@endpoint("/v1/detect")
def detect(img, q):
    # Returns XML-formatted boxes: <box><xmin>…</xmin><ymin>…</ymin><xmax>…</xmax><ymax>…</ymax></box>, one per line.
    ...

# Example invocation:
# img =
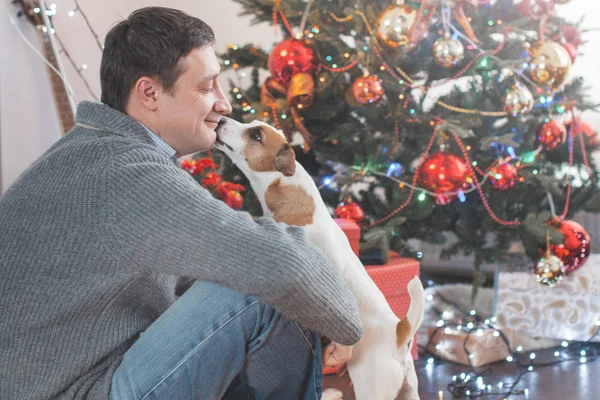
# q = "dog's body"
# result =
<box><xmin>215</xmin><ymin>118</ymin><xmax>425</xmax><ymax>400</ymax></box>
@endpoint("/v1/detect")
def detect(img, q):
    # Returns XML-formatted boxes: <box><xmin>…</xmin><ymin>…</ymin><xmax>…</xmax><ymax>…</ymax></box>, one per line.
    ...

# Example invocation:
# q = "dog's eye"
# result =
<box><xmin>248</xmin><ymin>128</ymin><xmax>262</xmax><ymax>143</ymax></box>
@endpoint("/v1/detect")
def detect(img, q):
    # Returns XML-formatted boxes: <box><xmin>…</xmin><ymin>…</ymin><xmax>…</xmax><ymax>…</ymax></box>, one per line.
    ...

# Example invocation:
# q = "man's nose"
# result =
<box><xmin>215</xmin><ymin>92</ymin><xmax>233</xmax><ymax>115</ymax></box>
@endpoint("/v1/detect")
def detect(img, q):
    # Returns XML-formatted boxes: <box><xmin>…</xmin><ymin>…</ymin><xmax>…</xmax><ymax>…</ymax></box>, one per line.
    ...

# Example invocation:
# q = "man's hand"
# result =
<box><xmin>322</xmin><ymin>341</ymin><xmax>353</xmax><ymax>367</ymax></box>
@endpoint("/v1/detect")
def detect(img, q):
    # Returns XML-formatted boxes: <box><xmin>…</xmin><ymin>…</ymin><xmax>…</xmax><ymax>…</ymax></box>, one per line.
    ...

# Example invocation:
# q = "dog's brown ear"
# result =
<box><xmin>274</xmin><ymin>143</ymin><xmax>296</xmax><ymax>177</ymax></box>
<box><xmin>396</xmin><ymin>318</ymin><xmax>412</xmax><ymax>348</ymax></box>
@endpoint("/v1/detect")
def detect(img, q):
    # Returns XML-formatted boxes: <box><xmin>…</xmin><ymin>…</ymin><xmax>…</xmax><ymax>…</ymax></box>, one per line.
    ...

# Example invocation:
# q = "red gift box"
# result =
<box><xmin>366</xmin><ymin>252</ymin><xmax>420</xmax><ymax>360</ymax></box>
<box><xmin>334</xmin><ymin>218</ymin><xmax>360</xmax><ymax>255</ymax></box>
<box><xmin>329</xmin><ymin>219</ymin><xmax>420</xmax><ymax>368</ymax></box>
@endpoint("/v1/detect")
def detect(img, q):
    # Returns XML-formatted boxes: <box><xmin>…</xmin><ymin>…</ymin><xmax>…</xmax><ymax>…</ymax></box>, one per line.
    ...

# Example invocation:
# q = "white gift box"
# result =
<box><xmin>495</xmin><ymin>254</ymin><xmax>600</xmax><ymax>342</ymax></box>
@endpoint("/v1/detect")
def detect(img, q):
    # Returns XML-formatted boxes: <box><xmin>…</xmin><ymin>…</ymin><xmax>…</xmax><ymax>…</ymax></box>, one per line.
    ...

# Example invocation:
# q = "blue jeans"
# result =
<box><xmin>110</xmin><ymin>280</ymin><xmax>323</xmax><ymax>400</ymax></box>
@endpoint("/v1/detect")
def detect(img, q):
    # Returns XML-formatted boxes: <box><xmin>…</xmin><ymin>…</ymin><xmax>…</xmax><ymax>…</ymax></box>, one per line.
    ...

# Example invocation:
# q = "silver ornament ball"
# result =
<box><xmin>504</xmin><ymin>83</ymin><xmax>534</xmax><ymax>116</ymax></box>
<box><xmin>534</xmin><ymin>254</ymin><xmax>565</xmax><ymax>287</ymax></box>
<box><xmin>433</xmin><ymin>36</ymin><xmax>465</xmax><ymax>67</ymax></box>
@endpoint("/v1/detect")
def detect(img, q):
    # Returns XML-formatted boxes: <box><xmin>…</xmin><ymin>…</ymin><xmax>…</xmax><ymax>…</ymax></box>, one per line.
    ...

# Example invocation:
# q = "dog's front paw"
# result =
<box><xmin>321</xmin><ymin>388</ymin><xmax>343</xmax><ymax>400</ymax></box>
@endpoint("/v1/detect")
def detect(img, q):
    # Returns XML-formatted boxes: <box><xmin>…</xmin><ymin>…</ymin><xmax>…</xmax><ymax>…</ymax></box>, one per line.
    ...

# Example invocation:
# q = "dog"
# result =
<box><xmin>214</xmin><ymin>117</ymin><xmax>425</xmax><ymax>400</ymax></box>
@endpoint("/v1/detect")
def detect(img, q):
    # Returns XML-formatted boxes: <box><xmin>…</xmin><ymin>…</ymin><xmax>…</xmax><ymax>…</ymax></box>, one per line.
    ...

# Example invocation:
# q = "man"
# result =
<box><xmin>0</xmin><ymin>7</ymin><xmax>362</xmax><ymax>400</ymax></box>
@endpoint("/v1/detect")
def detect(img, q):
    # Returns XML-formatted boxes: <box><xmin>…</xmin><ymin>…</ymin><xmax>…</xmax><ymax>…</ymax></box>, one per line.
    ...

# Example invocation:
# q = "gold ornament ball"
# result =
<box><xmin>376</xmin><ymin>5</ymin><xmax>417</xmax><ymax>48</ymax></box>
<box><xmin>528</xmin><ymin>41</ymin><xmax>572</xmax><ymax>89</ymax></box>
<box><xmin>534</xmin><ymin>254</ymin><xmax>565</xmax><ymax>287</ymax></box>
<box><xmin>433</xmin><ymin>36</ymin><xmax>465</xmax><ymax>67</ymax></box>
<box><xmin>504</xmin><ymin>83</ymin><xmax>534</xmax><ymax>116</ymax></box>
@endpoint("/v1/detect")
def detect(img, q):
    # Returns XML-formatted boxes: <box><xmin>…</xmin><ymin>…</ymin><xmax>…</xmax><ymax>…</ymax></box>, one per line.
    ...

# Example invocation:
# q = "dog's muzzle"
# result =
<box><xmin>214</xmin><ymin>118</ymin><xmax>234</xmax><ymax>151</ymax></box>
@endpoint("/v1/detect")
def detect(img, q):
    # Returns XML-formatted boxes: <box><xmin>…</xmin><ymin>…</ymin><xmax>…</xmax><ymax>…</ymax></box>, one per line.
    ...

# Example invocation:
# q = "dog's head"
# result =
<box><xmin>213</xmin><ymin>117</ymin><xmax>296</xmax><ymax>178</ymax></box>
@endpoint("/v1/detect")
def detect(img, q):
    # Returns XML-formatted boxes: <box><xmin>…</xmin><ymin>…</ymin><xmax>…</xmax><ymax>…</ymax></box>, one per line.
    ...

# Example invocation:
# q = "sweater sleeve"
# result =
<box><xmin>103</xmin><ymin>149</ymin><xmax>363</xmax><ymax>345</ymax></box>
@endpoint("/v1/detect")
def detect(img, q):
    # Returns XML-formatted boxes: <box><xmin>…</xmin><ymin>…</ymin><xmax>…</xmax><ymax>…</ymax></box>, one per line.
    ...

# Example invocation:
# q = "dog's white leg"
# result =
<box><xmin>397</xmin><ymin>360</ymin><xmax>420</xmax><ymax>400</ymax></box>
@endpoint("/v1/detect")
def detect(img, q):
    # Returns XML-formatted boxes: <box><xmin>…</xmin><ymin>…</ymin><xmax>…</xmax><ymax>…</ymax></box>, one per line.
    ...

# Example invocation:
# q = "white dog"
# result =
<box><xmin>214</xmin><ymin>117</ymin><xmax>425</xmax><ymax>400</ymax></box>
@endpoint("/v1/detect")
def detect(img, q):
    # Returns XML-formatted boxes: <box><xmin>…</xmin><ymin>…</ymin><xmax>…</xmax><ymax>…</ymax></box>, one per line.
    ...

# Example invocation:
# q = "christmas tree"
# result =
<box><xmin>187</xmin><ymin>0</ymin><xmax>600</xmax><ymax>300</ymax></box>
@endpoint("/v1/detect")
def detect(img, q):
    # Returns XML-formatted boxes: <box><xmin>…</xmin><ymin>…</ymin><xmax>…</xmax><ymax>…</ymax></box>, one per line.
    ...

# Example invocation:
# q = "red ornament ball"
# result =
<box><xmin>540</xmin><ymin>220</ymin><xmax>591</xmax><ymax>273</ymax></box>
<box><xmin>352</xmin><ymin>75</ymin><xmax>384</xmax><ymax>104</ymax></box>
<box><xmin>537</xmin><ymin>120</ymin><xmax>566</xmax><ymax>150</ymax></box>
<box><xmin>562</xmin><ymin>25</ymin><xmax>583</xmax><ymax>48</ymax></box>
<box><xmin>489</xmin><ymin>162</ymin><xmax>518</xmax><ymax>191</ymax></box>
<box><xmin>566</xmin><ymin>119</ymin><xmax>598</xmax><ymax>146</ymax></box>
<box><xmin>268</xmin><ymin>38</ymin><xmax>319</xmax><ymax>86</ymax></box>
<box><xmin>517</xmin><ymin>0</ymin><xmax>554</xmax><ymax>17</ymax></box>
<box><xmin>335</xmin><ymin>202</ymin><xmax>365</xmax><ymax>223</ymax></box>
<box><xmin>417</xmin><ymin>152</ymin><xmax>470</xmax><ymax>205</ymax></box>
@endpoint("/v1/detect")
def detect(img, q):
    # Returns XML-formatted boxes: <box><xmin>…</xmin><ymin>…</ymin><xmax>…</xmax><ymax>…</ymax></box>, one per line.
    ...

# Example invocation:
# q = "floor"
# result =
<box><xmin>323</xmin><ymin>355</ymin><xmax>600</xmax><ymax>399</ymax></box>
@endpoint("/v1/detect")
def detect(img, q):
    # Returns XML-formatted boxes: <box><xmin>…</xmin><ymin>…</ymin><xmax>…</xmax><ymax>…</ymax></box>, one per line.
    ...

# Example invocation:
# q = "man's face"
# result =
<box><xmin>155</xmin><ymin>46</ymin><xmax>232</xmax><ymax>156</ymax></box>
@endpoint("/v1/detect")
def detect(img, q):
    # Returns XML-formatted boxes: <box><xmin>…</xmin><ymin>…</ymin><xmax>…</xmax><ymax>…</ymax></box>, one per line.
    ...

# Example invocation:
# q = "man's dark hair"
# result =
<box><xmin>100</xmin><ymin>7</ymin><xmax>215</xmax><ymax>112</ymax></box>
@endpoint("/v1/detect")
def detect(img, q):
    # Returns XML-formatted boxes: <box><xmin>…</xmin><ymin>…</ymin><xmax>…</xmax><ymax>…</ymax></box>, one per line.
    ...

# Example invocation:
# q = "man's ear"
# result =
<box><xmin>274</xmin><ymin>143</ymin><xmax>296</xmax><ymax>177</ymax></box>
<box><xmin>135</xmin><ymin>76</ymin><xmax>159</xmax><ymax>112</ymax></box>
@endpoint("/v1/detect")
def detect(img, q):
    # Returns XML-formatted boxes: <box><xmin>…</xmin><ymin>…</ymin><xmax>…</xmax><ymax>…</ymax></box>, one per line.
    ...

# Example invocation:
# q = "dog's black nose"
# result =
<box><xmin>217</xmin><ymin>117</ymin><xmax>227</xmax><ymax>130</ymax></box>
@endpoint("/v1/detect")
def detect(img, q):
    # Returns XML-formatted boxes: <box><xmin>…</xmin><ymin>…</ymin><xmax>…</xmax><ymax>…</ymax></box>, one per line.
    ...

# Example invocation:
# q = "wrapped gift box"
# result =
<box><xmin>426</xmin><ymin>326</ymin><xmax>511</xmax><ymax>367</ymax></box>
<box><xmin>334</xmin><ymin>218</ymin><xmax>360</xmax><ymax>255</ymax></box>
<box><xmin>366</xmin><ymin>252</ymin><xmax>420</xmax><ymax>360</ymax></box>
<box><xmin>495</xmin><ymin>254</ymin><xmax>600</xmax><ymax>343</ymax></box>
<box><xmin>426</xmin><ymin>324</ymin><xmax>563</xmax><ymax>367</ymax></box>
<box><xmin>334</xmin><ymin>219</ymin><xmax>420</xmax><ymax>360</ymax></box>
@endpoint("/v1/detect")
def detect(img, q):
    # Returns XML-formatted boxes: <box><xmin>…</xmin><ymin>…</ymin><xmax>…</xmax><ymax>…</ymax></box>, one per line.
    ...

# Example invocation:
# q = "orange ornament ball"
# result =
<box><xmin>352</xmin><ymin>75</ymin><xmax>384</xmax><ymax>105</ymax></box>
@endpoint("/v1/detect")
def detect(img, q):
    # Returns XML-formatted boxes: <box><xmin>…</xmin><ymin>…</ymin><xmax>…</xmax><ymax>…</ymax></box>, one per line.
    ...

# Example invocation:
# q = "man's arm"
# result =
<box><xmin>101</xmin><ymin>149</ymin><xmax>363</xmax><ymax>345</ymax></box>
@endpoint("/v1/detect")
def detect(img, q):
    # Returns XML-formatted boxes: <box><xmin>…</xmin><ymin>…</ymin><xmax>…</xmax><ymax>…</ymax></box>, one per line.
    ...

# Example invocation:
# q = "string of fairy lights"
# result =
<box><xmin>12</xmin><ymin>0</ymin><xmax>101</xmax><ymax>101</ymax></box>
<box><xmin>421</xmin><ymin>280</ymin><xmax>600</xmax><ymax>399</ymax></box>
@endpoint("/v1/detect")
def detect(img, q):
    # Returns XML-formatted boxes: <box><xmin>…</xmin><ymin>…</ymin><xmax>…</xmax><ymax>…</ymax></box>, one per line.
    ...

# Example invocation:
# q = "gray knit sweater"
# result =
<box><xmin>0</xmin><ymin>101</ymin><xmax>363</xmax><ymax>400</ymax></box>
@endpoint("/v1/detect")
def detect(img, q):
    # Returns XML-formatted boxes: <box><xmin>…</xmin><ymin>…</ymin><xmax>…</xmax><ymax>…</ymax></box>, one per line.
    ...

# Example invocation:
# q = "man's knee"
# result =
<box><xmin>186</xmin><ymin>280</ymin><xmax>260</xmax><ymax>309</ymax></box>
<box><xmin>185</xmin><ymin>281</ymin><xmax>318</xmax><ymax>352</ymax></box>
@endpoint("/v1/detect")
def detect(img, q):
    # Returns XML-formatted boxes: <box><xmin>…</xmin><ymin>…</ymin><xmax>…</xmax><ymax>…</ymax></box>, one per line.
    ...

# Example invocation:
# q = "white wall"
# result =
<box><xmin>561</xmin><ymin>0</ymin><xmax>600</xmax><ymax>129</ymax></box>
<box><xmin>0</xmin><ymin>1</ymin><xmax>62</xmax><ymax>193</ymax></box>
<box><xmin>49</xmin><ymin>0</ymin><xmax>277</xmax><ymax>104</ymax></box>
